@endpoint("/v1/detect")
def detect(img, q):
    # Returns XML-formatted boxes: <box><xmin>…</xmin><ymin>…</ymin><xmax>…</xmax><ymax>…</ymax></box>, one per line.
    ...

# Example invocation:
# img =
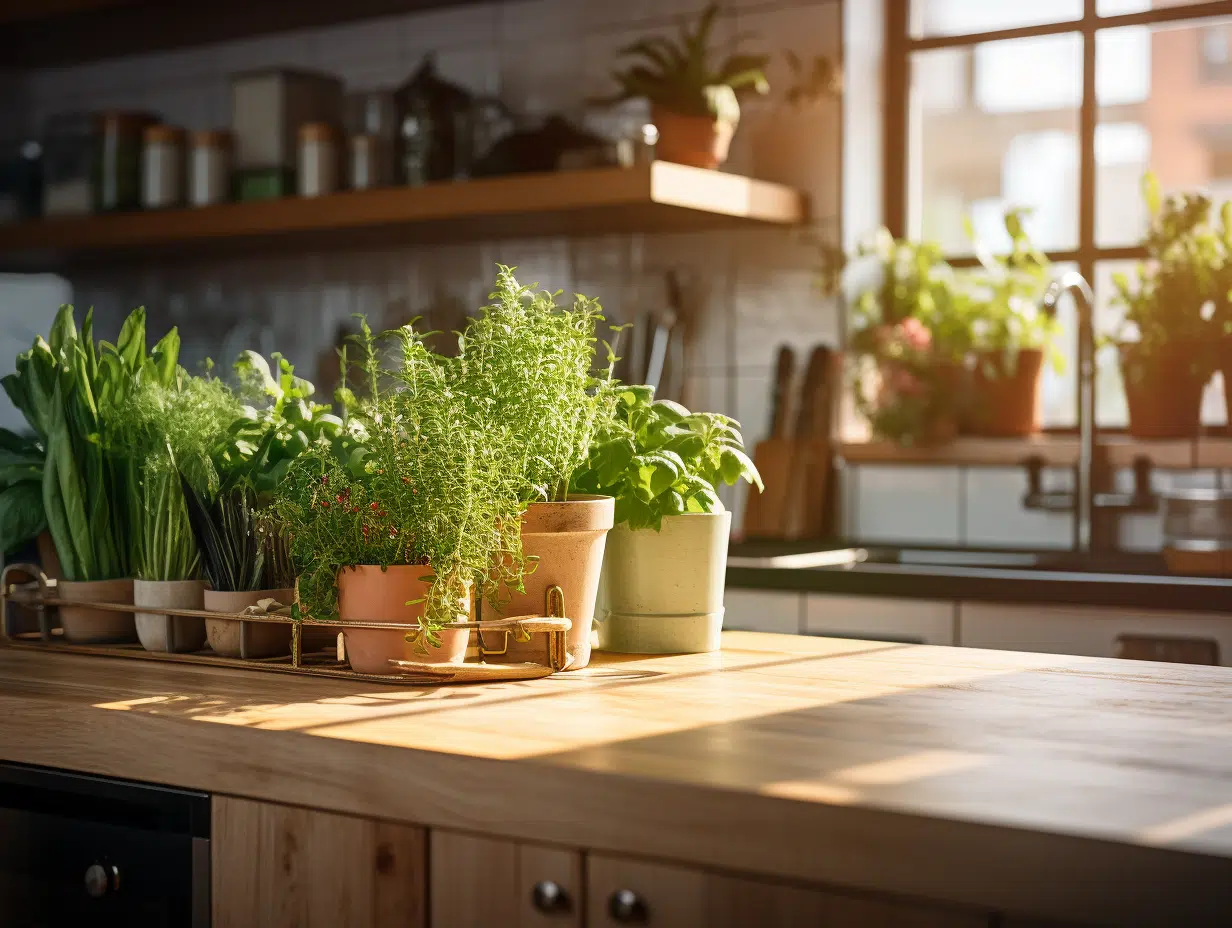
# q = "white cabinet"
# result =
<box><xmin>724</xmin><ymin>590</ymin><xmax>802</xmax><ymax>634</ymax></box>
<box><xmin>805</xmin><ymin>595</ymin><xmax>956</xmax><ymax>645</ymax></box>
<box><xmin>959</xmin><ymin>603</ymin><xmax>1232</xmax><ymax>665</ymax></box>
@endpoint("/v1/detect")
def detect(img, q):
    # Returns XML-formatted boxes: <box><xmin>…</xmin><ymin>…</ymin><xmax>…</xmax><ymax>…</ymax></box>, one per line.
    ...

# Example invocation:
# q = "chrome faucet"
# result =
<box><xmin>1043</xmin><ymin>271</ymin><xmax>1097</xmax><ymax>552</ymax></box>
<box><xmin>1026</xmin><ymin>271</ymin><xmax>1155</xmax><ymax>552</ymax></box>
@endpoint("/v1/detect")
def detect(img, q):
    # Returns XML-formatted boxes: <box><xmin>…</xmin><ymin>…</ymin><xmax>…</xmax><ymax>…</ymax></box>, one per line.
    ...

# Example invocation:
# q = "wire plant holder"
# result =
<box><xmin>0</xmin><ymin>563</ymin><xmax>573</xmax><ymax>685</ymax></box>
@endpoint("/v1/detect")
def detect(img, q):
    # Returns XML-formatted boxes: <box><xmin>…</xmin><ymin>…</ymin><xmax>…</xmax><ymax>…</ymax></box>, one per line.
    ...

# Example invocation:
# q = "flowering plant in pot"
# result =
<box><xmin>600</xmin><ymin>3</ymin><xmax>769</xmax><ymax>169</ymax></box>
<box><xmin>2</xmin><ymin>306</ymin><xmax>142</xmax><ymax>642</ymax></box>
<box><xmin>571</xmin><ymin>385</ymin><xmax>762</xmax><ymax>654</ymax></box>
<box><xmin>105</xmin><ymin>333</ymin><xmax>243</xmax><ymax>654</ymax></box>
<box><xmin>848</xmin><ymin>229</ymin><xmax>972</xmax><ymax>446</ymax></box>
<box><xmin>271</xmin><ymin>315</ymin><xmax>528</xmax><ymax>674</ymax></box>
<box><xmin>1110</xmin><ymin>175</ymin><xmax>1227</xmax><ymax>438</ymax></box>
<box><xmin>962</xmin><ymin>208</ymin><xmax>1060</xmax><ymax>437</ymax></box>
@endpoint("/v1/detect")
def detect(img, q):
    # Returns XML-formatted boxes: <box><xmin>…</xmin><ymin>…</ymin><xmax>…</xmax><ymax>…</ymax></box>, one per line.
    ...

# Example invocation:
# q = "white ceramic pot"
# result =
<box><xmin>596</xmin><ymin>511</ymin><xmax>730</xmax><ymax>654</ymax></box>
<box><xmin>134</xmin><ymin>579</ymin><xmax>207</xmax><ymax>653</ymax></box>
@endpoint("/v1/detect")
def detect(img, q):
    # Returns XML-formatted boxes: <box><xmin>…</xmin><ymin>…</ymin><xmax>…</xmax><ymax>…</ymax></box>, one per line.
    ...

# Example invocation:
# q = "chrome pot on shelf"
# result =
<box><xmin>1160</xmin><ymin>489</ymin><xmax>1232</xmax><ymax>576</ymax></box>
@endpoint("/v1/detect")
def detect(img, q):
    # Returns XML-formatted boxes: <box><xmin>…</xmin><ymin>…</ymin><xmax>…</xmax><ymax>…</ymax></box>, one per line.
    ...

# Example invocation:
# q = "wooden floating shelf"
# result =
<box><xmin>840</xmin><ymin>435</ymin><xmax>1232</xmax><ymax>470</ymax></box>
<box><xmin>0</xmin><ymin>162</ymin><xmax>808</xmax><ymax>270</ymax></box>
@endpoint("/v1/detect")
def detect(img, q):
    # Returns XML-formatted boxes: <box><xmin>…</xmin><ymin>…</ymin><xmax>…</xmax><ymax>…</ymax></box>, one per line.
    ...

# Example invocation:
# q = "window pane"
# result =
<box><xmin>1095</xmin><ymin>17</ymin><xmax>1232</xmax><ymax>247</ymax></box>
<box><xmin>909</xmin><ymin>34</ymin><xmax>1081</xmax><ymax>254</ymax></box>
<box><xmin>911</xmin><ymin>0</ymin><xmax>1081</xmax><ymax>38</ymax></box>
<box><xmin>1039</xmin><ymin>262</ymin><xmax>1079</xmax><ymax>428</ymax></box>
<box><xmin>1098</xmin><ymin>0</ymin><xmax>1215</xmax><ymax>15</ymax></box>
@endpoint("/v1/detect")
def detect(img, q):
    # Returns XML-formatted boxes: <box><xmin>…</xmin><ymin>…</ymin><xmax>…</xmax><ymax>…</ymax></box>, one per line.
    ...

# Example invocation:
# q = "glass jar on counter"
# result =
<box><xmin>141</xmin><ymin>124</ymin><xmax>186</xmax><ymax>209</ymax></box>
<box><xmin>190</xmin><ymin>130</ymin><xmax>232</xmax><ymax>207</ymax></box>
<box><xmin>95</xmin><ymin>111</ymin><xmax>153</xmax><ymax>212</ymax></box>
<box><xmin>298</xmin><ymin>123</ymin><xmax>339</xmax><ymax>197</ymax></box>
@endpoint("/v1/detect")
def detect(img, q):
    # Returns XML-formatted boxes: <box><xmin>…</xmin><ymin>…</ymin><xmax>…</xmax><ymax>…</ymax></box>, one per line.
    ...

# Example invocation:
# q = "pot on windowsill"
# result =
<box><xmin>134</xmin><ymin>578</ymin><xmax>206</xmax><ymax>653</ymax></box>
<box><xmin>204</xmin><ymin>587</ymin><xmax>297</xmax><ymax>659</ymax></box>
<box><xmin>870</xmin><ymin>358</ymin><xmax>962</xmax><ymax>447</ymax></box>
<box><xmin>596</xmin><ymin>511</ymin><xmax>730</xmax><ymax>655</ymax></box>
<box><xmin>336</xmin><ymin>565</ymin><xmax>469</xmax><ymax>675</ymax></box>
<box><xmin>651</xmin><ymin>105</ymin><xmax>734</xmax><ymax>169</ymax></box>
<box><xmin>57</xmin><ymin>577</ymin><xmax>136</xmax><ymax>643</ymax></box>
<box><xmin>1120</xmin><ymin>341</ymin><xmax>1206</xmax><ymax>439</ymax></box>
<box><xmin>493</xmin><ymin>495</ymin><xmax>614</xmax><ymax>671</ymax></box>
<box><xmin>964</xmin><ymin>348</ymin><xmax>1045</xmax><ymax>438</ymax></box>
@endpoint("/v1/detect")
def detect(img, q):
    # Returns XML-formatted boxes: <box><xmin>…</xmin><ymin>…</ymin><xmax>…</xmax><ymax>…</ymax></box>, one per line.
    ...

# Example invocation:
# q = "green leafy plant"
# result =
<box><xmin>572</xmin><ymin>385</ymin><xmax>761</xmax><ymax>531</ymax></box>
<box><xmin>455</xmin><ymin>265</ymin><xmax>616</xmax><ymax>503</ymax></box>
<box><xmin>2</xmin><ymin>306</ymin><xmax>136</xmax><ymax>582</ymax></box>
<box><xmin>181</xmin><ymin>478</ymin><xmax>294</xmax><ymax>593</ymax></box>
<box><xmin>964</xmin><ymin>208</ymin><xmax>1061</xmax><ymax>373</ymax></box>
<box><xmin>1110</xmin><ymin>173</ymin><xmax>1231</xmax><ymax>381</ymax></box>
<box><xmin>0</xmin><ymin>429</ymin><xmax>47</xmax><ymax>555</ymax></box>
<box><xmin>783</xmin><ymin>51</ymin><xmax>841</xmax><ymax>108</ymax></box>
<box><xmin>105</xmin><ymin>344</ymin><xmax>243</xmax><ymax>583</ymax></box>
<box><xmin>600</xmin><ymin>3</ymin><xmax>769</xmax><ymax>125</ymax></box>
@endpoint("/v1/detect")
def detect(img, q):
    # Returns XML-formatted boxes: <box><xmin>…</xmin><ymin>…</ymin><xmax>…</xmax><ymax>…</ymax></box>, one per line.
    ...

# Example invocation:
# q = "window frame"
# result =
<box><xmin>882</xmin><ymin>0</ymin><xmax>1232</xmax><ymax>432</ymax></box>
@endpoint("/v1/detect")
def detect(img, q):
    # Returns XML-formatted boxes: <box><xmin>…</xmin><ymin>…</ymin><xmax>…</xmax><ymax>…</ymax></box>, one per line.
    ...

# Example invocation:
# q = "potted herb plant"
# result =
<box><xmin>571</xmin><ymin>386</ymin><xmax>761</xmax><ymax>654</ymax></box>
<box><xmin>3</xmin><ymin>307</ymin><xmax>136</xmax><ymax>642</ymax></box>
<box><xmin>848</xmin><ymin>229</ymin><xmax>971</xmax><ymax>446</ymax></box>
<box><xmin>454</xmin><ymin>266</ymin><xmax>617</xmax><ymax>671</ymax></box>
<box><xmin>963</xmin><ymin>209</ymin><xmax>1060</xmax><ymax>437</ymax></box>
<box><xmin>1111</xmin><ymin>176</ymin><xmax>1222</xmax><ymax>439</ymax></box>
<box><xmin>273</xmin><ymin>318</ymin><xmax>524</xmax><ymax>674</ymax></box>
<box><xmin>106</xmin><ymin>333</ymin><xmax>243</xmax><ymax>654</ymax></box>
<box><xmin>601</xmin><ymin>3</ymin><xmax>769</xmax><ymax>169</ymax></box>
<box><xmin>198</xmin><ymin>351</ymin><xmax>355</xmax><ymax>658</ymax></box>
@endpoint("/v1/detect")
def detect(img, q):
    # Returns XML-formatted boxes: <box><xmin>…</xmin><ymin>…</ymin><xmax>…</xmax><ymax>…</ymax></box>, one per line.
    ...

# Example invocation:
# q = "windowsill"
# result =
<box><xmin>839</xmin><ymin>435</ymin><xmax>1232</xmax><ymax>469</ymax></box>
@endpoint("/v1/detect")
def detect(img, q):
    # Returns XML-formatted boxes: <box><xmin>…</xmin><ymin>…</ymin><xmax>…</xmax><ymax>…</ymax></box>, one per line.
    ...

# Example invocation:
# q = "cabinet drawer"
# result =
<box><xmin>959</xmin><ymin>603</ymin><xmax>1232</xmax><ymax>665</ymax></box>
<box><xmin>586</xmin><ymin>852</ymin><xmax>988</xmax><ymax>927</ymax></box>
<box><xmin>430</xmin><ymin>830</ymin><xmax>582</xmax><ymax>928</ymax></box>
<box><xmin>806</xmin><ymin>595</ymin><xmax>956</xmax><ymax>645</ymax></box>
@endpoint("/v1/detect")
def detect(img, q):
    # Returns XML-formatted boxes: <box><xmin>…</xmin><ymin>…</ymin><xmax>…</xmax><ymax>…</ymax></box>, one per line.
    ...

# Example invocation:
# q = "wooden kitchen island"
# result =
<box><xmin>0</xmin><ymin>631</ymin><xmax>1228</xmax><ymax>926</ymax></box>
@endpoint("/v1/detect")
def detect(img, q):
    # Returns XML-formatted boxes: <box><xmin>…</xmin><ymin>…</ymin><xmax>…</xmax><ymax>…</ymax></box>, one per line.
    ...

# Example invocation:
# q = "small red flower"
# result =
<box><xmin>320</xmin><ymin>474</ymin><xmax>328</xmax><ymax>485</ymax></box>
<box><xmin>388</xmin><ymin>527</ymin><xmax>398</xmax><ymax>538</ymax></box>
<box><xmin>370</xmin><ymin>501</ymin><xmax>380</xmax><ymax>511</ymax></box>
<box><xmin>401</xmin><ymin>476</ymin><xmax>410</xmax><ymax>484</ymax></box>
<box><xmin>351</xmin><ymin>506</ymin><xmax>360</xmax><ymax>514</ymax></box>
<box><xmin>320</xmin><ymin>500</ymin><xmax>330</xmax><ymax>509</ymax></box>
<box><xmin>378</xmin><ymin>510</ymin><xmax>387</xmax><ymax>518</ymax></box>
<box><xmin>335</xmin><ymin>493</ymin><xmax>344</xmax><ymax>503</ymax></box>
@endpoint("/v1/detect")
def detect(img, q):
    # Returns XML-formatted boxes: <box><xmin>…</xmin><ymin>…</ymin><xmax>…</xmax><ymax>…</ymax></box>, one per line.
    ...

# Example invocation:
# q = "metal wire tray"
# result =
<box><xmin>0</xmin><ymin>563</ymin><xmax>573</xmax><ymax>685</ymax></box>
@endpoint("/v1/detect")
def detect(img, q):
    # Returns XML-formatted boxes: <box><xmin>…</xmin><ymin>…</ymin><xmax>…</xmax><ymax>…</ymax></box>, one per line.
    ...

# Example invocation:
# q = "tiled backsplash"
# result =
<box><xmin>1</xmin><ymin>0</ymin><xmax>844</xmax><ymax>531</ymax></box>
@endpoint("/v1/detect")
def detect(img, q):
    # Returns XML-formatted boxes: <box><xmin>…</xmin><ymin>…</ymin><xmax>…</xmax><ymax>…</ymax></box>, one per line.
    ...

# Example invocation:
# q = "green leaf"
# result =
<box><xmin>0</xmin><ymin>481</ymin><xmax>46</xmax><ymax>554</ymax></box>
<box><xmin>116</xmin><ymin>306</ymin><xmax>147</xmax><ymax>371</ymax></box>
<box><xmin>719</xmin><ymin>446</ymin><xmax>763</xmax><ymax>489</ymax></box>
<box><xmin>150</xmin><ymin>327</ymin><xmax>181</xmax><ymax>386</ymax></box>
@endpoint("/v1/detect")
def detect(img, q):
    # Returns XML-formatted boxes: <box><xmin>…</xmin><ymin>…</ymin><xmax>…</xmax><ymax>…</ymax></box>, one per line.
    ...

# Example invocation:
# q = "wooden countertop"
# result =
<box><xmin>1</xmin><ymin>632</ymin><xmax>1229</xmax><ymax>925</ymax></box>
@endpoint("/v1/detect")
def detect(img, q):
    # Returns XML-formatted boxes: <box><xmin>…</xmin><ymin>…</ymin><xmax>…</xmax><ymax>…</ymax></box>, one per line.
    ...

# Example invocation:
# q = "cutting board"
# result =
<box><xmin>742</xmin><ymin>345</ymin><xmax>796</xmax><ymax>538</ymax></box>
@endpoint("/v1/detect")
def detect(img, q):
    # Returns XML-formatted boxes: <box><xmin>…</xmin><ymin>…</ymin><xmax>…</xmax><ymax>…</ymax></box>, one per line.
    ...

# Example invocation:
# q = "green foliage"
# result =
<box><xmin>783</xmin><ymin>51</ymin><xmax>841</xmax><ymax>108</ymax></box>
<box><xmin>2</xmin><ymin>306</ymin><xmax>133</xmax><ymax>581</ymax></box>
<box><xmin>571</xmin><ymin>385</ymin><xmax>761</xmax><ymax>531</ymax></box>
<box><xmin>105</xmin><ymin>349</ymin><xmax>243</xmax><ymax>582</ymax></box>
<box><xmin>1110</xmin><ymin>173</ymin><xmax>1232</xmax><ymax>380</ymax></box>
<box><xmin>600</xmin><ymin>3</ymin><xmax>769</xmax><ymax>123</ymax></box>
<box><xmin>456</xmin><ymin>265</ymin><xmax>616</xmax><ymax>503</ymax></box>
<box><xmin>964</xmin><ymin>208</ymin><xmax>1062</xmax><ymax>373</ymax></box>
<box><xmin>0</xmin><ymin>429</ymin><xmax>46</xmax><ymax>555</ymax></box>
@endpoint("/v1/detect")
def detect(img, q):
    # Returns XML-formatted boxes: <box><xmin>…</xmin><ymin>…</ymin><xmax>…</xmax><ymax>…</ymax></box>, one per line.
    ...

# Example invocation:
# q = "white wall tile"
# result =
<box><xmin>850</xmin><ymin>465</ymin><xmax>963</xmax><ymax>544</ymax></box>
<box><xmin>964</xmin><ymin>466</ymin><xmax>1073</xmax><ymax>549</ymax></box>
<box><xmin>806</xmin><ymin>594</ymin><xmax>956</xmax><ymax>645</ymax></box>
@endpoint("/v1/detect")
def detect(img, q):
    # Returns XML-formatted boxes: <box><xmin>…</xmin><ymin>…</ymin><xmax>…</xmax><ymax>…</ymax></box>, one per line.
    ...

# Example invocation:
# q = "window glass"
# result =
<box><xmin>1098</xmin><ymin>0</ymin><xmax>1214</xmax><ymax>15</ymax></box>
<box><xmin>912</xmin><ymin>0</ymin><xmax>1082</xmax><ymax>38</ymax></box>
<box><xmin>910</xmin><ymin>35</ymin><xmax>1081</xmax><ymax>254</ymax></box>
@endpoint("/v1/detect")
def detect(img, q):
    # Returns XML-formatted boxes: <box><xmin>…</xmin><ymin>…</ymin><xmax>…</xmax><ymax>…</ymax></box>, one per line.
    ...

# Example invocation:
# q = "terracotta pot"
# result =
<box><xmin>652</xmin><ymin>105</ymin><xmax>734</xmax><ymax>169</ymax></box>
<box><xmin>57</xmin><ymin>578</ymin><xmax>136</xmax><ymax>643</ymax></box>
<box><xmin>336</xmin><ymin>565</ymin><xmax>469</xmax><ymax>674</ymax></box>
<box><xmin>492</xmin><ymin>495</ymin><xmax>614</xmax><ymax>671</ymax></box>
<box><xmin>204</xmin><ymin>588</ymin><xmax>295</xmax><ymax>659</ymax></box>
<box><xmin>1220</xmin><ymin>337</ymin><xmax>1232</xmax><ymax>426</ymax></box>
<box><xmin>966</xmin><ymin>348</ymin><xmax>1044</xmax><ymax>438</ymax></box>
<box><xmin>597</xmin><ymin>511</ymin><xmax>729</xmax><ymax>654</ymax></box>
<box><xmin>134</xmin><ymin>578</ymin><xmax>206</xmax><ymax>653</ymax></box>
<box><xmin>873</xmin><ymin>358</ymin><xmax>961</xmax><ymax>446</ymax></box>
<box><xmin>1121</xmin><ymin>343</ymin><xmax>1206</xmax><ymax>439</ymax></box>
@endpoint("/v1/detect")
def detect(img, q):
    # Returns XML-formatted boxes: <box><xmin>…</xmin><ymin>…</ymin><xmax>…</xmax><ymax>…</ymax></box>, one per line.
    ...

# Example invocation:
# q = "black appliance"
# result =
<box><xmin>0</xmin><ymin>761</ymin><xmax>210</xmax><ymax>927</ymax></box>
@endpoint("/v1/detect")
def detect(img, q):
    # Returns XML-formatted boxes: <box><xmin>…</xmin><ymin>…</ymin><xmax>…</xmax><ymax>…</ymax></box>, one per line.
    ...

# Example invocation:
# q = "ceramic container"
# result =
<box><xmin>204</xmin><ymin>588</ymin><xmax>295</xmax><ymax>659</ymax></box>
<box><xmin>134</xmin><ymin>578</ymin><xmax>206</xmax><ymax>653</ymax></box>
<box><xmin>57</xmin><ymin>577</ymin><xmax>136</xmax><ymax>643</ymax></box>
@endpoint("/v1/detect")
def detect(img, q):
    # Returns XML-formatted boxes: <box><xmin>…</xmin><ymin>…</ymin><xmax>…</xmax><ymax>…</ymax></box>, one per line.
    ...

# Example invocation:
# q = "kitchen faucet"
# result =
<box><xmin>1024</xmin><ymin>271</ymin><xmax>1155</xmax><ymax>552</ymax></box>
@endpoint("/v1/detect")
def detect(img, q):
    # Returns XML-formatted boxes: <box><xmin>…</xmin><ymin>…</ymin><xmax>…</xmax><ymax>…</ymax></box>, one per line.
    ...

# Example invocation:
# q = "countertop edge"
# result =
<box><xmin>0</xmin><ymin>681</ymin><xmax>1226</xmax><ymax>926</ymax></box>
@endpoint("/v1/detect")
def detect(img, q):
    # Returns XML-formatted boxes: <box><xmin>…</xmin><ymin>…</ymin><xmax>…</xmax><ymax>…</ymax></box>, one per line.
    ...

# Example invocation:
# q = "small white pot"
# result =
<box><xmin>596</xmin><ymin>511</ymin><xmax>730</xmax><ymax>654</ymax></box>
<box><xmin>134</xmin><ymin>579</ymin><xmax>207</xmax><ymax>653</ymax></box>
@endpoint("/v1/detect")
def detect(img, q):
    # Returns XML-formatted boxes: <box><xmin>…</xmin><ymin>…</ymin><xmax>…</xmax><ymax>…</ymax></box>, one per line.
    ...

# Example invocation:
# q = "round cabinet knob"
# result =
<box><xmin>608</xmin><ymin>888</ymin><xmax>649</xmax><ymax>923</ymax></box>
<box><xmin>531</xmin><ymin>879</ymin><xmax>570</xmax><ymax>914</ymax></box>
<box><xmin>84</xmin><ymin>863</ymin><xmax>119</xmax><ymax>898</ymax></box>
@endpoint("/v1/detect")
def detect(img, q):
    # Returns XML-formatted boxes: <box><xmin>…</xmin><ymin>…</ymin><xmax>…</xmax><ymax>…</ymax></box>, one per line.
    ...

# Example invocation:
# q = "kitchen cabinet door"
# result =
<box><xmin>723</xmin><ymin>590</ymin><xmax>803</xmax><ymax>634</ymax></box>
<box><xmin>806</xmin><ymin>594</ymin><xmax>957</xmax><ymax>645</ymax></box>
<box><xmin>431</xmin><ymin>829</ymin><xmax>582</xmax><ymax>928</ymax></box>
<box><xmin>586</xmin><ymin>853</ymin><xmax>989</xmax><ymax>927</ymax></box>
<box><xmin>212</xmin><ymin>795</ymin><xmax>426</xmax><ymax>928</ymax></box>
